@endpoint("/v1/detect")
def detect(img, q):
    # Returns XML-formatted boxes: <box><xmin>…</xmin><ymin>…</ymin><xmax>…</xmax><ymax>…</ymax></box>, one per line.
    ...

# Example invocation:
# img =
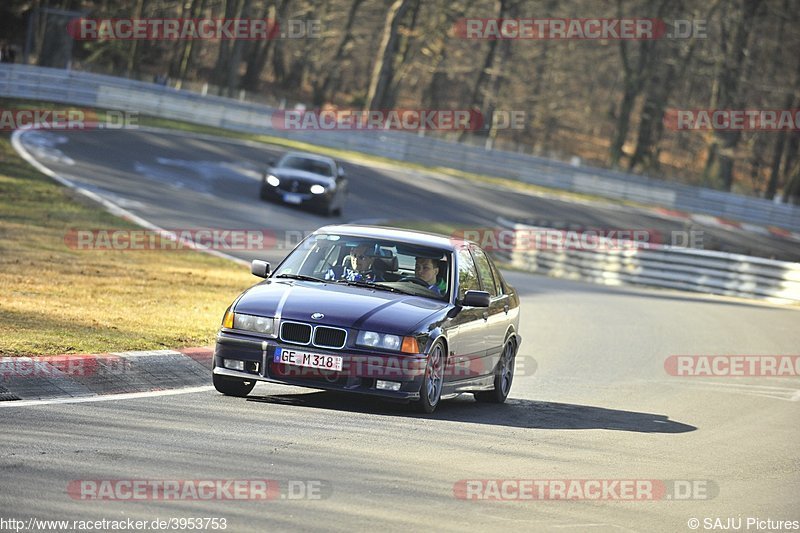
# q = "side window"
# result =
<box><xmin>487</xmin><ymin>254</ymin><xmax>506</xmax><ymax>295</ymax></box>
<box><xmin>457</xmin><ymin>249</ymin><xmax>481</xmax><ymax>300</ymax></box>
<box><xmin>471</xmin><ymin>246</ymin><xmax>498</xmax><ymax>297</ymax></box>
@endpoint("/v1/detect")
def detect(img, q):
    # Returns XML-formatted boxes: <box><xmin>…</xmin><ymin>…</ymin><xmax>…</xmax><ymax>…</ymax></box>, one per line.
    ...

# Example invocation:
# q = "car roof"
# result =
<box><xmin>281</xmin><ymin>151</ymin><xmax>336</xmax><ymax>164</ymax></box>
<box><xmin>313</xmin><ymin>225</ymin><xmax>475</xmax><ymax>251</ymax></box>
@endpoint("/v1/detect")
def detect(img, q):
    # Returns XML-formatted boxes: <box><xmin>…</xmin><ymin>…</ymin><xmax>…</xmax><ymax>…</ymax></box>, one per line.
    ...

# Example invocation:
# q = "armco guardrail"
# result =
<box><xmin>496</xmin><ymin>218</ymin><xmax>800</xmax><ymax>304</ymax></box>
<box><xmin>3</xmin><ymin>64</ymin><xmax>800</xmax><ymax>232</ymax></box>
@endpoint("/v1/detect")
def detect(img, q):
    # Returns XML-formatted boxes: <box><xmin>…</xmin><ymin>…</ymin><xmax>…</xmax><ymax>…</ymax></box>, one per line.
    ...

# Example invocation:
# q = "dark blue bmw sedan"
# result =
<box><xmin>213</xmin><ymin>225</ymin><xmax>521</xmax><ymax>413</ymax></box>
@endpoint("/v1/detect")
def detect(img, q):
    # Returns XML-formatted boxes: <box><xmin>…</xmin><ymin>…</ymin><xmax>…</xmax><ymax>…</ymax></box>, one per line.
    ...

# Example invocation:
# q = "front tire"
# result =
<box><xmin>474</xmin><ymin>337</ymin><xmax>516</xmax><ymax>404</ymax></box>
<box><xmin>415</xmin><ymin>341</ymin><xmax>445</xmax><ymax>413</ymax></box>
<box><xmin>213</xmin><ymin>373</ymin><xmax>256</xmax><ymax>397</ymax></box>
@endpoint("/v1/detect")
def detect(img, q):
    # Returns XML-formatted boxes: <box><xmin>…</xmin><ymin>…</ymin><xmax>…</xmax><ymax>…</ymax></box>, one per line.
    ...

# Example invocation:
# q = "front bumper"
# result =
<box><xmin>214</xmin><ymin>331</ymin><xmax>427</xmax><ymax>401</ymax></box>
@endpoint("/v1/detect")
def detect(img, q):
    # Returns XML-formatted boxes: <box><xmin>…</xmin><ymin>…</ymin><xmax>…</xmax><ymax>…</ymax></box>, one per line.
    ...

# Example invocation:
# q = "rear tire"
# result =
<box><xmin>474</xmin><ymin>337</ymin><xmax>516</xmax><ymax>404</ymax></box>
<box><xmin>213</xmin><ymin>373</ymin><xmax>256</xmax><ymax>397</ymax></box>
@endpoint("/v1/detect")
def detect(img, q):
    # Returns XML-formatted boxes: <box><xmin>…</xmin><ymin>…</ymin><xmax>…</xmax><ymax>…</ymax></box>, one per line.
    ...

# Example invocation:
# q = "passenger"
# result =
<box><xmin>414</xmin><ymin>257</ymin><xmax>446</xmax><ymax>295</ymax></box>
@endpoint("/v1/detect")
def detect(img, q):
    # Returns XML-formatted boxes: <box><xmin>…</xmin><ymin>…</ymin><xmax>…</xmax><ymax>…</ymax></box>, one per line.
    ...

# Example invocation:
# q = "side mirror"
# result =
<box><xmin>251</xmin><ymin>260</ymin><xmax>271</xmax><ymax>278</ymax></box>
<box><xmin>461</xmin><ymin>290</ymin><xmax>490</xmax><ymax>308</ymax></box>
<box><xmin>337</xmin><ymin>166</ymin><xmax>345</xmax><ymax>178</ymax></box>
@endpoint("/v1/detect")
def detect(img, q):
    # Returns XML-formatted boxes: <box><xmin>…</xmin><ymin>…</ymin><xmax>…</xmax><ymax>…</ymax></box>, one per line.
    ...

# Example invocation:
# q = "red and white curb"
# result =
<box><xmin>652</xmin><ymin>207</ymin><xmax>800</xmax><ymax>242</ymax></box>
<box><xmin>0</xmin><ymin>347</ymin><xmax>214</xmax><ymax>405</ymax></box>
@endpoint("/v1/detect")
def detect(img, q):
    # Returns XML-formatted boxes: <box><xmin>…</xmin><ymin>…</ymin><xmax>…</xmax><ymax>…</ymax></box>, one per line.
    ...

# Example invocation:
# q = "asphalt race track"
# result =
<box><xmin>15</xmin><ymin>128</ymin><xmax>800</xmax><ymax>263</ymax></box>
<box><xmin>2</xmin><ymin>128</ymin><xmax>799</xmax><ymax>532</ymax></box>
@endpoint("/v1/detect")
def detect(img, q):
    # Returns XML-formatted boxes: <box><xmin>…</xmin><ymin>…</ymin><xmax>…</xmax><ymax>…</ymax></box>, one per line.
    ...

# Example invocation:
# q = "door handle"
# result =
<box><xmin>503</xmin><ymin>304</ymin><xmax>509</xmax><ymax>314</ymax></box>
<box><xmin>482</xmin><ymin>311</ymin><xmax>489</xmax><ymax>321</ymax></box>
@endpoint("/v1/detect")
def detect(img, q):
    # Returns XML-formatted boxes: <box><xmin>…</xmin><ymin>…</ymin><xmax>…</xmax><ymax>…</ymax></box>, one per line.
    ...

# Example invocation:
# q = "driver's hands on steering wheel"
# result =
<box><xmin>399</xmin><ymin>276</ymin><xmax>430</xmax><ymax>288</ymax></box>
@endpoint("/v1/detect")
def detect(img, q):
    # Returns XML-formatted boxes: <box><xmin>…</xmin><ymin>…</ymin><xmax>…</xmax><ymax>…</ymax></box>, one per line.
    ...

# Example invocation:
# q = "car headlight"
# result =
<box><xmin>310</xmin><ymin>184</ymin><xmax>326</xmax><ymax>195</ymax></box>
<box><xmin>356</xmin><ymin>331</ymin><xmax>405</xmax><ymax>351</ymax></box>
<box><xmin>231</xmin><ymin>313</ymin><xmax>275</xmax><ymax>335</ymax></box>
<box><xmin>266</xmin><ymin>174</ymin><xmax>280</xmax><ymax>187</ymax></box>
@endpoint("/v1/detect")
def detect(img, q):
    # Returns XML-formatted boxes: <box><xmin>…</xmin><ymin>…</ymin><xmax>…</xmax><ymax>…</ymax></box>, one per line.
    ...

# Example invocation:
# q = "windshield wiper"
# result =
<box><xmin>274</xmin><ymin>274</ymin><xmax>326</xmax><ymax>282</ymax></box>
<box><xmin>335</xmin><ymin>279</ymin><xmax>414</xmax><ymax>295</ymax></box>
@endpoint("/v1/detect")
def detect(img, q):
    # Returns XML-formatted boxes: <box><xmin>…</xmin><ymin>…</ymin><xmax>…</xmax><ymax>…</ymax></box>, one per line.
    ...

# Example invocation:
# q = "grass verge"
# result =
<box><xmin>0</xmin><ymin>131</ymin><xmax>253</xmax><ymax>356</ymax></box>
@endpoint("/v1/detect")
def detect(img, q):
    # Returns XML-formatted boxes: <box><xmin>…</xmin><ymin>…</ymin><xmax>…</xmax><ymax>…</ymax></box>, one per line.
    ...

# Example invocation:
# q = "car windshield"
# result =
<box><xmin>278</xmin><ymin>156</ymin><xmax>333</xmax><ymax>177</ymax></box>
<box><xmin>273</xmin><ymin>233</ymin><xmax>451</xmax><ymax>301</ymax></box>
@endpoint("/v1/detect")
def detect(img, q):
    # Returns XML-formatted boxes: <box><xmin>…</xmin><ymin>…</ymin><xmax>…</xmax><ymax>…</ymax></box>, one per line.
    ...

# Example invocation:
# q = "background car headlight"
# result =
<box><xmin>356</xmin><ymin>331</ymin><xmax>402</xmax><ymax>351</ymax></box>
<box><xmin>233</xmin><ymin>313</ymin><xmax>275</xmax><ymax>335</ymax></box>
<box><xmin>266</xmin><ymin>174</ymin><xmax>280</xmax><ymax>187</ymax></box>
<box><xmin>310</xmin><ymin>184</ymin><xmax>326</xmax><ymax>195</ymax></box>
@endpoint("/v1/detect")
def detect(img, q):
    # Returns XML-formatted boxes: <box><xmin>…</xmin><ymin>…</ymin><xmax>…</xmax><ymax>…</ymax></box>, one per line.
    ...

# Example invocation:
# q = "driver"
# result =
<box><xmin>326</xmin><ymin>243</ymin><xmax>384</xmax><ymax>282</ymax></box>
<box><xmin>414</xmin><ymin>257</ymin><xmax>446</xmax><ymax>295</ymax></box>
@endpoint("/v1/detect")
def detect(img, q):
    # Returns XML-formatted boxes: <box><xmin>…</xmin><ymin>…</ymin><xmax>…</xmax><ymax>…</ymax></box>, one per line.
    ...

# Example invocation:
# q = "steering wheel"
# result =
<box><xmin>399</xmin><ymin>276</ymin><xmax>430</xmax><ymax>288</ymax></box>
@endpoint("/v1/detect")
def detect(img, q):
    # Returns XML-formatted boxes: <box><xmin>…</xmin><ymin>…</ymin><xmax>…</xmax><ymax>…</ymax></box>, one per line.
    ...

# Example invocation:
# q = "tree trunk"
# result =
<box><xmin>173</xmin><ymin>0</ymin><xmax>207</xmax><ymax>89</ymax></box>
<box><xmin>466</xmin><ymin>0</ymin><xmax>508</xmax><ymax>111</ymax></box>
<box><xmin>240</xmin><ymin>0</ymin><xmax>278</xmax><ymax>92</ymax></box>
<box><xmin>311</xmin><ymin>0</ymin><xmax>365</xmax><ymax>105</ymax></box>
<box><xmin>527</xmin><ymin>5</ymin><xmax>553</xmax><ymax>150</ymax></box>
<box><xmin>713</xmin><ymin>0</ymin><xmax>763</xmax><ymax>190</ymax></box>
<box><xmin>610</xmin><ymin>78</ymin><xmax>641</xmax><ymax>167</ymax></box>
<box><xmin>364</xmin><ymin>0</ymin><xmax>414</xmax><ymax>110</ymax></box>
<box><xmin>212</xmin><ymin>0</ymin><xmax>245</xmax><ymax>91</ymax></box>
<box><xmin>781</xmin><ymin>128</ymin><xmax>800</xmax><ymax>203</ymax></box>
<box><xmin>609</xmin><ymin>0</ymin><xmax>667</xmax><ymax>168</ymax></box>
<box><xmin>285</xmin><ymin>0</ymin><xmax>330</xmax><ymax>91</ymax></box>
<box><xmin>270</xmin><ymin>0</ymin><xmax>292</xmax><ymax>85</ymax></box>
<box><xmin>482</xmin><ymin>2</ymin><xmax>517</xmax><ymax>149</ymax></box>
<box><xmin>381</xmin><ymin>0</ymin><xmax>421</xmax><ymax>110</ymax></box>
<box><xmin>224</xmin><ymin>0</ymin><xmax>252</xmax><ymax>96</ymax></box>
<box><xmin>765</xmin><ymin>93</ymin><xmax>794</xmax><ymax>199</ymax></box>
<box><xmin>628</xmin><ymin>1</ymin><xmax>717</xmax><ymax>172</ymax></box>
<box><xmin>125</xmin><ymin>0</ymin><xmax>147</xmax><ymax>77</ymax></box>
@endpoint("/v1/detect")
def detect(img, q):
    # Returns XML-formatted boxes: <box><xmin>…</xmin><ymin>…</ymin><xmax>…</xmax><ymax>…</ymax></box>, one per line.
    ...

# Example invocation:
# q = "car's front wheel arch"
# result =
<box><xmin>414</xmin><ymin>337</ymin><xmax>448</xmax><ymax>414</ymax></box>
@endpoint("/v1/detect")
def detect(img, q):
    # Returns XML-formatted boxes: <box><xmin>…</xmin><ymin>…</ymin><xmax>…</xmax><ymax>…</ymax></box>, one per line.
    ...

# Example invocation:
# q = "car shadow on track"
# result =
<box><xmin>245</xmin><ymin>391</ymin><xmax>696</xmax><ymax>433</ymax></box>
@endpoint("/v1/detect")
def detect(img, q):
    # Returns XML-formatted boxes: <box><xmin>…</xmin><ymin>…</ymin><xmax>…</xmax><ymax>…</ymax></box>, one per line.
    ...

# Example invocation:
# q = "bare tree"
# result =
<box><xmin>310</xmin><ymin>0</ymin><xmax>365</xmax><ymax>105</ymax></box>
<box><xmin>240</xmin><ymin>0</ymin><xmax>277</xmax><ymax>92</ymax></box>
<box><xmin>125</xmin><ymin>0</ymin><xmax>147</xmax><ymax>76</ymax></box>
<box><xmin>172</xmin><ymin>0</ymin><xmax>207</xmax><ymax>89</ymax></box>
<box><xmin>364</xmin><ymin>0</ymin><xmax>415</xmax><ymax>110</ymax></box>
<box><xmin>707</xmin><ymin>0</ymin><xmax>763</xmax><ymax>190</ymax></box>
<box><xmin>609</xmin><ymin>0</ymin><xmax>668</xmax><ymax>168</ymax></box>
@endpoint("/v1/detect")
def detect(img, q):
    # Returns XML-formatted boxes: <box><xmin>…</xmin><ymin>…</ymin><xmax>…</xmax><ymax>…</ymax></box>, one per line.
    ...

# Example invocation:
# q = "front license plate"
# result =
<box><xmin>283</xmin><ymin>193</ymin><xmax>303</xmax><ymax>204</ymax></box>
<box><xmin>274</xmin><ymin>347</ymin><xmax>343</xmax><ymax>372</ymax></box>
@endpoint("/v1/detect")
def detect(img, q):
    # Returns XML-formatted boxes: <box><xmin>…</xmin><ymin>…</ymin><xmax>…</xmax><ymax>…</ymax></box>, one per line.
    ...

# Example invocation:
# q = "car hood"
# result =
<box><xmin>271</xmin><ymin>168</ymin><xmax>334</xmax><ymax>186</ymax></box>
<box><xmin>233</xmin><ymin>280</ymin><xmax>448</xmax><ymax>334</ymax></box>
